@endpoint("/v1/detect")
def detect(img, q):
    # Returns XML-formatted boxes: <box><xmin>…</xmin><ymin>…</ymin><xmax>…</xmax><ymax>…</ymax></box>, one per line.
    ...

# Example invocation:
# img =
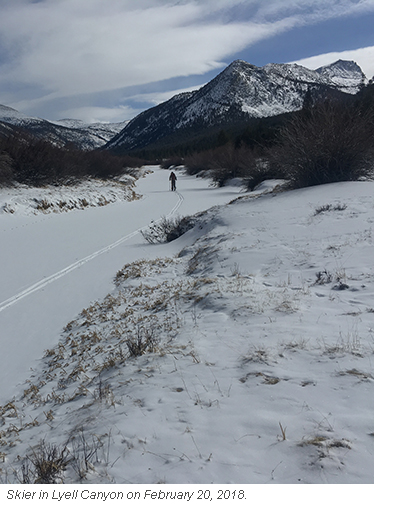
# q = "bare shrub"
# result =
<box><xmin>266</xmin><ymin>98</ymin><xmax>373</xmax><ymax>188</ymax></box>
<box><xmin>124</xmin><ymin>324</ymin><xmax>159</xmax><ymax>357</ymax></box>
<box><xmin>184</xmin><ymin>149</ymin><xmax>216</xmax><ymax>175</ymax></box>
<box><xmin>185</xmin><ymin>143</ymin><xmax>266</xmax><ymax>188</ymax></box>
<box><xmin>141</xmin><ymin>215</ymin><xmax>194</xmax><ymax>243</ymax></box>
<box><xmin>160</xmin><ymin>156</ymin><xmax>184</xmax><ymax>169</ymax></box>
<box><xmin>0</xmin><ymin>131</ymin><xmax>142</xmax><ymax>187</ymax></box>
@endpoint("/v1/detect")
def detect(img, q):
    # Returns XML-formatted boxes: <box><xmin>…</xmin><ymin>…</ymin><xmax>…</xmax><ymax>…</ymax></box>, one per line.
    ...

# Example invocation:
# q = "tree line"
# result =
<box><xmin>162</xmin><ymin>81</ymin><xmax>374</xmax><ymax>190</ymax></box>
<box><xmin>0</xmin><ymin>82</ymin><xmax>373</xmax><ymax>190</ymax></box>
<box><xmin>0</xmin><ymin>130</ymin><xmax>145</xmax><ymax>187</ymax></box>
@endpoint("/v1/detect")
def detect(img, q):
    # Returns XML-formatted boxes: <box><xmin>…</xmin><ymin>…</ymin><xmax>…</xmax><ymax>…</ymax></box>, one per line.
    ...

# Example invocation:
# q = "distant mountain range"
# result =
<box><xmin>1</xmin><ymin>59</ymin><xmax>367</xmax><ymax>154</ymax></box>
<box><xmin>0</xmin><ymin>104</ymin><xmax>127</xmax><ymax>150</ymax></box>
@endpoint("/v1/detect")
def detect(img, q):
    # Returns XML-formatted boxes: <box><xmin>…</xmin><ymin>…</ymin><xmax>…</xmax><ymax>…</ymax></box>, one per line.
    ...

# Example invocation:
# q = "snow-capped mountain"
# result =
<box><xmin>1</xmin><ymin>59</ymin><xmax>367</xmax><ymax>154</ymax></box>
<box><xmin>0</xmin><ymin>104</ymin><xmax>128</xmax><ymax>150</ymax></box>
<box><xmin>315</xmin><ymin>60</ymin><xmax>366</xmax><ymax>91</ymax></box>
<box><xmin>53</xmin><ymin>118</ymin><xmax>129</xmax><ymax>148</ymax></box>
<box><xmin>0</xmin><ymin>104</ymin><xmax>42</xmax><ymax>123</ymax></box>
<box><xmin>106</xmin><ymin>59</ymin><xmax>367</xmax><ymax>153</ymax></box>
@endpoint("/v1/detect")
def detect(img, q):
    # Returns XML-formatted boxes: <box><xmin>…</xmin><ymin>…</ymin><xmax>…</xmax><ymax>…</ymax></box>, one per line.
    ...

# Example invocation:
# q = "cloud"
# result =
<box><xmin>53</xmin><ymin>83</ymin><xmax>209</xmax><ymax>123</ymax></box>
<box><xmin>256</xmin><ymin>0</ymin><xmax>374</xmax><ymax>25</ymax></box>
<box><xmin>54</xmin><ymin>104</ymin><xmax>140</xmax><ymax>125</ymax></box>
<box><xmin>0</xmin><ymin>1</ymin><xmax>267</xmax><ymax>99</ymax></box>
<box><xmin>0</xmin><ymin>0</ymin><xmax>374</xmax><ymax>121</ymax></box>
<box><xmin>125</xmin><ymin>84</ymin><xmax>207</xmax><ymax>107</ymax></box>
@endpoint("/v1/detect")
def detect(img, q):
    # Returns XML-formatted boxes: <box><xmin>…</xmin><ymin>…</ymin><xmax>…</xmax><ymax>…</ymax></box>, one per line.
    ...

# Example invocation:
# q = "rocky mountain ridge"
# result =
<box><xmin>0</xmin><ymin>104</ymin><xmax>127</xmax><ymax>150</ymax></box>
<box><xmin>105</xmin><ymin>59</ymin><xmax>367</xmax><ymax>153</ymax></box>
<box><xmin>1</xmin><ymin>59</ymin><xmax>367</xmax><ymax>154</ymax></box>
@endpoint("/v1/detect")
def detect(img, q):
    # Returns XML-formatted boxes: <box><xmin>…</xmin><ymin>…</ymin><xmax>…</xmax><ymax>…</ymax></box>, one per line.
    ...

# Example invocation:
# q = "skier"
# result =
<box><xmin>169</xmin><ymin>171</ymin><xmax>177</xmax><ymax>191</ymax></box>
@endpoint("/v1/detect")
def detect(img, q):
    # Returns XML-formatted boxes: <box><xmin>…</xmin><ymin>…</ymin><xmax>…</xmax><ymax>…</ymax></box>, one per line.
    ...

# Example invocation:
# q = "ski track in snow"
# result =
<box><xmin>0</xmin><ymin>190</ymin><xmax>184</xmax><ymax>314</ymax></box>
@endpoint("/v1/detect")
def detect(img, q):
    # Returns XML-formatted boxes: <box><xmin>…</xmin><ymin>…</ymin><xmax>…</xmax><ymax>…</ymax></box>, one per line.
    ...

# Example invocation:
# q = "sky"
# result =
<box><xmin>0</xmin><ymin>0</ymin><xmax>374</xmax><ymax>123</ymax></box>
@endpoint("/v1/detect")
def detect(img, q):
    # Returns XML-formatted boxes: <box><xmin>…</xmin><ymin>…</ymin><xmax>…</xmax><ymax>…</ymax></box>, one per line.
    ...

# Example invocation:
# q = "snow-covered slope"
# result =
<box><xmin>0</xmin><ymin>104</ymin><xmax>42</xmax><ymax>123</ymax></box>
<box><xmin>0</xmin><ymin>173</ymin><xmax>141</xmax><ymax>216</ymax></box>
<box><xmin>0</xmin><ymin>104</ymin><xmax>128</xmax><ymax>150</ymax></box>
<box><xmin>183</xmin><ymin>59</ymin><xmax>365</xmax><ymax>120</ymax></box>
<box><xmin>107</xmin><ymin>59</ymin><xmax>367</xmax><ymax>152</ymax></box>
<box><xmin>53</xmin><ymin>118</ymin><xmax>129</xmax><ymax>146</ymax></box>
<box><xmin>1</xmin><ymin>59</ymin><xmax>366</xmax><ymax>155</ymax></box>
<box><xmin>0</xmin><ymin>168</ymin><xmax>373</xmax><ymax>485</ymax></box>
<box><xmin>316</xmin><ymin>59</ymin><xmax>366</xmax><ymax>92</ymax></box>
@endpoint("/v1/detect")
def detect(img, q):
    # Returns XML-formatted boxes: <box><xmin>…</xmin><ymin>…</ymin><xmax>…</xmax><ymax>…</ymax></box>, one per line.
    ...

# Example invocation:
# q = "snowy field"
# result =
<box><xmin>0</xmin><ymin>167</ymin><xmax>374</xmax><ymax>498</ymax></box>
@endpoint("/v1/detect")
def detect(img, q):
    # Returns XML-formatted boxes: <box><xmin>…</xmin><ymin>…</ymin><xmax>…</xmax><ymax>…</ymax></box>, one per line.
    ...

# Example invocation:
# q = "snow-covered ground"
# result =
<box><xmin>0</xmin><ymin>168</ymin><xmax>373</xmax><ymax>491</ymax></box>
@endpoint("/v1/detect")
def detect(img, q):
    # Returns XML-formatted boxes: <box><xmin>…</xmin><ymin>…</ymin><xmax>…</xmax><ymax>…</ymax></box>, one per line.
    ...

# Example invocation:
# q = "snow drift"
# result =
<box><xmin>0</xmin><ymin>169</ymin><xmax>373</xmax><ymax>484</ymax></box>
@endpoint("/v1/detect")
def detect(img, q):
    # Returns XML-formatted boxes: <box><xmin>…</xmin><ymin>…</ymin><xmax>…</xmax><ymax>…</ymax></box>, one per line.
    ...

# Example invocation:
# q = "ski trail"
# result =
<box><xmin>0</xmin><ymin>191</ymin><xmax>183</xmax><ymax>314</ymax></box>
<box><xmin>169</xmin><ymin>190</ymin><xmax>184</xmax><ymax>214</ymax></box>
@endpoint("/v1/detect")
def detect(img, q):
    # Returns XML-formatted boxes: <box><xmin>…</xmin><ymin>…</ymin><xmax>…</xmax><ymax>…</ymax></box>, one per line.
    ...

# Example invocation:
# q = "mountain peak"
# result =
<box><xmin>221</xmin><ymin>59</ymin><xmax>258</xmax><ymax>76</ymax></box>
<box><xmin>3</xmin><ymin>57</ymin><xmax>367</xmax><ymax>155</ymax></box>
<box><xmin>106</xmin><ymin>58</ymin><xmax>365</xmax><ymax>153</ymax></box>
<box><xmin>316</xmin><ymin>59</ymin><xmax>363</xmax><ymax>73</ymax></box>
<box><xmin>228</xmin><ymin>59</ymin><xmax>251</xmax><ymax>68</ymax></box>
<box><xmin>315</xmin><ymin>59</ymin><xmax>366</xmax><ymax>92</ymax></box>
<box><xmin>0</xmin><ymin>103</ymin><xmax>19</xmax><ymax>115</ymax></box>
<box><xmin>0</xmin><ymin>103</ymin><xmax>40</xmax><ymax>121</ymax></box>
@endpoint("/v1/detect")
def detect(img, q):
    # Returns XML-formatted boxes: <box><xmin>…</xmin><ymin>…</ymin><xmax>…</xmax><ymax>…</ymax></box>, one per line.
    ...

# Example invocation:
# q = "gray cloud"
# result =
<box><xmin>0</xmin><ymin>0</ymin><xmax>374</xmax><ymax>121</ymax></box>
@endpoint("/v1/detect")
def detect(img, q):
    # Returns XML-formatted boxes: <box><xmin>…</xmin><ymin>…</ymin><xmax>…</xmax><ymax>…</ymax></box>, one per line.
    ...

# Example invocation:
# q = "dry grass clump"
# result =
<box><xmin>114</xmin><ymin>257</ymin><xmax>173</xmax><ymax>286</ymax></box>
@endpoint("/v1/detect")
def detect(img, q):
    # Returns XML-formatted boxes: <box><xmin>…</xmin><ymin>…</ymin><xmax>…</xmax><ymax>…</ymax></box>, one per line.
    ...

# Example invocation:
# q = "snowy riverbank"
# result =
<box><xmin>0</xmin><ymin>169</ymin><xmax>373</xmax><ymax>485</ymax></box>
